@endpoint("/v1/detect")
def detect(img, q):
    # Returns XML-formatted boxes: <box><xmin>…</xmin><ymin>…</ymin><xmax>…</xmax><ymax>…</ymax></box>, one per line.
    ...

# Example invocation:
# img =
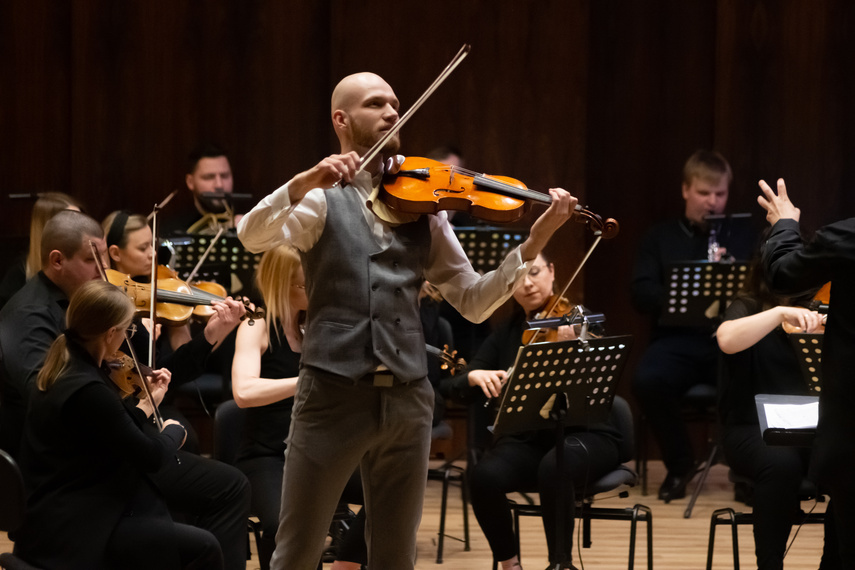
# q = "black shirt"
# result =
<box><xmin>719</xmin><ymin>296</ymin><xmax>811</xmax><ymax>427</ymax></box>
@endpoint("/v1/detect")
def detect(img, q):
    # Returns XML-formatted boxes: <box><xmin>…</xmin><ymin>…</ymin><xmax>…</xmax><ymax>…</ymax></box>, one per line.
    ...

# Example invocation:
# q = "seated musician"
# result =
<box><xmin>12</xmin><ymin>280</ymin><xmax>222</xmax><ymax>570</ymax></box>
<box><xmin>0</xmin><ymin>210</ymin><xmax>251</xmax><ymax>570</ymax></box>
<box><xmin>716</xmin><ymin>244</ymin><xmax>840</xmax><ymax>569</ymax></box>
<box><xmin>0</xmin><ymin>192</ymin><xmax>82</xmax><ymax>310</ymax></box>
<box><xmin>231</xmin><ymin>244</ymin><xmax>367</xmax><ymax>570</ymax></box>
<box><xmin>441</xmin><ymin>251</ymin><xmax>621</xmax><ymax>570</ymax></box>
<box><xmin>161</xmin><ymin>142</ymin><xmax>240</xmax><ymax>236</ymax></box>
<box><xmin>102</xmin><ymin>209</ymin><xmax>243</xmax><ymax>357</ymax></box>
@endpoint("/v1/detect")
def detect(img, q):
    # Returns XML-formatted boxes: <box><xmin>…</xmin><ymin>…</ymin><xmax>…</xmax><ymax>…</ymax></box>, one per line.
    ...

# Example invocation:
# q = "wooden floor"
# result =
<box><xmin>1</xmin><ymin>460</ymin><xmax>828</xmax><ymax>569</ymax></box>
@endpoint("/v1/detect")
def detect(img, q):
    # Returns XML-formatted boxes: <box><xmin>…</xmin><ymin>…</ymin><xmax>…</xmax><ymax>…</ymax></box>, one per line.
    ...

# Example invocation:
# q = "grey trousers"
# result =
<box><xmin>269</xmin><ymin>366</ymin><xmax>434</xmax><ymax>570</ymax></box>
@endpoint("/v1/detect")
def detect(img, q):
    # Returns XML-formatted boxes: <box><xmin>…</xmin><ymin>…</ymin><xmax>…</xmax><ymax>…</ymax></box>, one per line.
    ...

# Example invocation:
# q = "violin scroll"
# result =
<box><xmin>573</xmin><ymin>206</ymin><xmax>619</xmax><ymax>239</ymax></box>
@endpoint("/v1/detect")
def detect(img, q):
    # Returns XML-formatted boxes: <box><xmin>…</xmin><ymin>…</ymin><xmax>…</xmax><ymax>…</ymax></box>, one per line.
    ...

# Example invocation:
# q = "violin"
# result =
<box><xmin>106</xmin><ymin>350</ymin><xmax>153</xmax><ymax>399</ymax></box>
<box><xmin>156</xmin><ymin>265</ymin><xmax>230</xmax><ymax>321</ymax></box>
<box><xmin>426</xmin><ymin>343</ymin><xmax>467</xmax><ymax>375</ymax></box>
<box><xmin>108</xmin><ymin>267</ymin><xmax>261</xmax><ymax>326</ymax></box>
<box><xmin>521</xmin><ymin>296</ymin><xmax>606</xmax><ymax>344</ymax></box>
<box><xmin>521</xmin><ymin>295</ymin><xmax>573</xmax><ymax>344</ymax></box>
<box><xmin>381</xmin><ymin>157</ymin><xmax>619</xmax><ymax>237</ymax></box>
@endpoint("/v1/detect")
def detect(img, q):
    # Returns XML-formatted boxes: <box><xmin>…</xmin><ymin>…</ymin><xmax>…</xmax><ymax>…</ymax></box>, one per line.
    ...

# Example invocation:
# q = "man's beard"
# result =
<box><xmin>352</xmin><ymin>124</ymin><xmax>400</xmax><ymax>157</ymax></box>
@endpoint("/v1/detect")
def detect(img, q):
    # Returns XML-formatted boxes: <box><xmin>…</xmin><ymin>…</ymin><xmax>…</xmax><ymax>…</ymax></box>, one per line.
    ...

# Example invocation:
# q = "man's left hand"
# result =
<box><xmin>758</xmin><ymin>178</ymin><xmax>800</xmax><ymax>226</ymax></box>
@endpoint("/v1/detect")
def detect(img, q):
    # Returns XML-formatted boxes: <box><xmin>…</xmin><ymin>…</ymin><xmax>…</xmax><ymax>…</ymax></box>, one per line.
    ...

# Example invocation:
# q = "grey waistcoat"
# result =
<box><xmin>300</xmin><ymin>184</ymin><xmax>431</xmax><ymax>382</ymax></box>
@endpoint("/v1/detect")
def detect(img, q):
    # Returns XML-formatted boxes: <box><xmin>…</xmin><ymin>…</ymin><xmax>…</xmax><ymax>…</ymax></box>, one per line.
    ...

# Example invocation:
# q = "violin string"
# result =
<box><xmin>442</xmin><ymin>165</ymin><xmax>553</xmax><ymax>205</ymax></box>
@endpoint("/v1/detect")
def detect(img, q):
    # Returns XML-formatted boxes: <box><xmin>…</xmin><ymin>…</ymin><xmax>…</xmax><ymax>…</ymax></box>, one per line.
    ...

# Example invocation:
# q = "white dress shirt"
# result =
<box><xmin>237</xmin><ymin>171</ymin><xmax>532</xmax><ymax>323</ymax></box>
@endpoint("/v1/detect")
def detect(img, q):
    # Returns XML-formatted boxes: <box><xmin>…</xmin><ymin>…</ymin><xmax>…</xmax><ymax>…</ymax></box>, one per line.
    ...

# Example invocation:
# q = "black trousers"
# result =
<box><xmin>632</xmin><ymin>333</ymin><xmax>718</xmax><ymax>475</ymax></box>
<box><xmin>149</xmin><ymin>449</ymin><xmax>252</xmax><ymax>570</ymax></box>
<box><xmin>724</xmin><ymin>423</ymin><xmax>842</xmax><ymax>570</ymax></box>
<box><xmin>468</xmin><ymin>430</ymin><xmax>620</xmax><ymax>565</ymax></box>
<box><xmin>108</xmin><ymin>515</ymin><xmax>222</xmax><ymax>569</ymax></box>
<box><xmin>236</xmin><ymin>454</ymin><xmax>368</xmax><ymax>570</ymax></box>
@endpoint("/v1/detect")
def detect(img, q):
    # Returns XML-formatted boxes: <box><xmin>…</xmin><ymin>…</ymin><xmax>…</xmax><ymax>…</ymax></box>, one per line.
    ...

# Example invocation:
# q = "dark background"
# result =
<box><xmin>2</xmin><ymin>0</ymin><xmax>854</xmax><ymax>404</ymax></box>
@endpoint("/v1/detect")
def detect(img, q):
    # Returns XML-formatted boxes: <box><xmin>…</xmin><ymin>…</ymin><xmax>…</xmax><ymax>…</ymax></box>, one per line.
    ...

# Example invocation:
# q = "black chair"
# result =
<box><xmin>493</xmin><ymin>396</ymin><xmax>653</xmax><ymax>570</ymax></box>
<box><xmin>0</xmin><ymin>450</ymin><xmax>42</xmax><ymax>570</ymax></box>
<box><xmin>706</xmin><ymin>470</ymin><xmax>825</xmax><ymax>570</ymax></box>
<box><xmin>427</xmin><ymin>420</ymin><xmax>470</xmax><ymax>563</ymax></box>
<box><xmin>636</xmin><ymin>382</ymin><xmax>721</xmax><ymax>518</ymax></box>
<box><xmin>213</xmin><ymin>399</ymin><xmax>359</xmax><ymax>570</ymax></box>
<box><xmin>426</xmin><ymin>315</ymin><xmax>471</xmax><ymax>563</ymax></box>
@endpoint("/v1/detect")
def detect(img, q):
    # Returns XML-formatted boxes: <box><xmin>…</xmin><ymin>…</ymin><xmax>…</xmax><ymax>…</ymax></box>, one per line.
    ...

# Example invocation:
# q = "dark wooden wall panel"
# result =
<box><xmin>2</xmin><ymin>1</ymin><xmax>854</xmax><ymax>399</ymax></box>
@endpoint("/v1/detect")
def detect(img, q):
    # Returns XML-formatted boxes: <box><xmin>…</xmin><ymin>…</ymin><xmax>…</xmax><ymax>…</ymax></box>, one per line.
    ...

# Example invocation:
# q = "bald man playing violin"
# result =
<box><xmin>758</xmin><ymin>178</ymin><xmax>855</xmax><ymax>566</ymax></box>
<box><xmin>239</xmin><ymin>71</ymin><xmax>577</xmax><ymax>570</ymax></box>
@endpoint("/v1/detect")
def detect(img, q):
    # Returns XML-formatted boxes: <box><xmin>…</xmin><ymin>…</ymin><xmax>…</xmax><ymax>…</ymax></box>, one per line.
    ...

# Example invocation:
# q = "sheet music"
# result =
<box><xmin>763</xmin><ymin>401</ymin><xmax>818</xmax><ymax>429</ymax></box>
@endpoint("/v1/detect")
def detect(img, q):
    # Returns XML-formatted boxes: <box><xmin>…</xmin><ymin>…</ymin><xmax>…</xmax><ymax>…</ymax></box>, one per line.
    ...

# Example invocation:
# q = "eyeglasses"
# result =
<box><xmin>528</xmin><ymin>264</ymin><xmax>549</xmax><ymax>278</ymax></box>
<box><xmin>126</xmin><ymin>323</ymin><xmax>137</xmax><ymax>338</ymax></box>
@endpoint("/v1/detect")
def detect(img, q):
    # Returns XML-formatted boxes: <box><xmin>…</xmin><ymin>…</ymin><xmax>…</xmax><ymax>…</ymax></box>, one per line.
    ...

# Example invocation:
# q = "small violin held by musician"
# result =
<box><xmin>522</xmin><ymin>297</ymin><xmax>606</xmax><ymax>344</ymax></box>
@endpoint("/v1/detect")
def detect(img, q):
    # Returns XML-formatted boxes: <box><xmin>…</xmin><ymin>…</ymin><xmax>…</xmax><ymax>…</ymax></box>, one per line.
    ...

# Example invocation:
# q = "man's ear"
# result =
<box><xmin>46</xmin><ymin>250</ymin><xmax>64</xmax><ymax>272</ymax></box>
<box><xmin>332</xmin><ymin>109</ymin><xmax>348</xmax><ymax>131</ymax></box>
<box><xmin>185</xmin><ymin>173</ymin><xmax>195</xmax><ymax>192</ymax></box>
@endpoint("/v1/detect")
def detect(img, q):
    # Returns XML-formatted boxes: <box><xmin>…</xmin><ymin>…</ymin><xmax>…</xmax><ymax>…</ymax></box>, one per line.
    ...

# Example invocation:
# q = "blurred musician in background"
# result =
<box><xmin>630</xmin><ymin>150</ymin><xmax>754</xmax><ymax>502</ymax></box>
<box><xmin>0</xmin><ymin>192</ymin><xmax>82</xmax><ymax>310</ymax></box>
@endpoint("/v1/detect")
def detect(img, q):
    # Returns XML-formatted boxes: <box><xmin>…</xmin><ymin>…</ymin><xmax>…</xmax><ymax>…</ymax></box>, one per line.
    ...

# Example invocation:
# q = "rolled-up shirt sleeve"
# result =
<box><xmin>237</xmin><ymin>181</ymin><xmax>327</xmax><ymax>253</ymax></box>
<box><xmin>426</xmin><ymin>215</ymin><xmax>532</xmax><ymax>323</ymax></box>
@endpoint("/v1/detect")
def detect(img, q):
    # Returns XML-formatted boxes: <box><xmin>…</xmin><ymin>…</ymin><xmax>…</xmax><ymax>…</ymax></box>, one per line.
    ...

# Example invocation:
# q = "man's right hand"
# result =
<box><xmin>288</xmin><ymin>152</ymin><xmax>360</xmax><ymax>203</ymax></box>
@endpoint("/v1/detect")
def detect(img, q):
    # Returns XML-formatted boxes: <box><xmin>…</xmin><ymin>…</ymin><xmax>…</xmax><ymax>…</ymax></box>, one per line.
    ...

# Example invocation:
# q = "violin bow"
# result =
<box><xmin>146</xmin><ymin>190</ymin><xmax>178</xmax><ymax>222</ymax></box>
<box><xmin>185</xmin><ymin>227</ymin><xmax>225</xmax><ymax>284</ymax></box>
<box><xmin>148</xmin><ymin>203</ymin><xmax>161</xmax><ymax>369</ymax></box>
<box><xmin>89</xmin><ymin>240</ymin><xmax>165</xmax><ymax>431</ymax></box>
<box><xmin>521</xmin><ymin>235</ymin><xmax>604</xmax><ymax>348</ymax></box>
<box><xmin>356</xmin><ymin>43</ymin><xmax>471</xmax><ymax>175</ymax></box>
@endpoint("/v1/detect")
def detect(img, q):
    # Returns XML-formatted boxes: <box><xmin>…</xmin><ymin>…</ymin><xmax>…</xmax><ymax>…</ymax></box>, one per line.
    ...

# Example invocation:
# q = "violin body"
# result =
<box><xmin>382</xmin><ymin>157</ymin><xmax>619</xmax><ymax>238</ymax></box>
<box><xmin>106</xmin><ymin>350</ymin><xmax>153</xmax><ymax>399</ymax></box>
<box><xmin>106</xmin><ymin>268</ymin><xmax>194</xmax><ymax>326</ymax></box>
<box><xmin>382</xmin><ymin>157</ymin><xmax>531</xmax><ymax>223</ymax></box>
<box><xmin>522</xmin><ymin>295</ymin><xmax>573</xmax><ymax>344</ymax></box>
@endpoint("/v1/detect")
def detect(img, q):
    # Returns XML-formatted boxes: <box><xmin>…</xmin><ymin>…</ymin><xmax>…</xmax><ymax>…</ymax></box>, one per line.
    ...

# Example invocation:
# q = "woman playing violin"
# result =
<box><xmin>102</xmin><ymin>210</ymin><xmax>244</xmax><ymax>353</ymax></box>
<box><xmin>715</xmin><ymin>239</ymin><xmax>839</xmax><ymax>569</ymax></box>
<box><xmin>12</xmin><ymin>280</ymin><xmax>223</xmax><ymax>570</ymax></box>
<box><xmin>441</xmin><ymin>251</ymin><xmax>620</xmax><ymax>570</ymax></box>
<box><xmin>231</xmin><ymin>245</ymin><xmax>367</xmax><ymax>570</ymax></box>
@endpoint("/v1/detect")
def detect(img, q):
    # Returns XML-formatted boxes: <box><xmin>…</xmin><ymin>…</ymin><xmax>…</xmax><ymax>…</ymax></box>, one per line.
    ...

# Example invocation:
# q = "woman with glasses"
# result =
<box><xmin>12</xmin><ymin>280</ymin><xmax>223</xmax><ymax>569</ymax></box>
<box><xmin>442</xmin><ymin>252</ymin><xmax>621</xmax><ymax>570</ymax></box>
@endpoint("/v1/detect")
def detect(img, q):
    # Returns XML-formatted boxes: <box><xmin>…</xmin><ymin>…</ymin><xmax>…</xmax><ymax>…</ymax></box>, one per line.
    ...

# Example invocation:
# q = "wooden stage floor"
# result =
<box><xmin>1</xmin><ymin>460</ymin><xmax>828</xmax><ymax>569</ymax></box>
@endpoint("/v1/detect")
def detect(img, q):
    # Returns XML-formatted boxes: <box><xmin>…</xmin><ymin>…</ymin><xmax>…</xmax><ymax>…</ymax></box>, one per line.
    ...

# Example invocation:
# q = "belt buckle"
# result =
<box><xmin>373</xmin><ymin>372</ymin><xmax>394</xmax><ymax>387</ymax></box>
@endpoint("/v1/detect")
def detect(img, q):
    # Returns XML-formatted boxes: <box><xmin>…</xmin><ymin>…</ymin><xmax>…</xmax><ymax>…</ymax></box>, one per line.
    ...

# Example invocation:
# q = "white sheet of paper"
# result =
<box><xmin>763</xmin><ymin>402</ymin><xmax>819</xmax><ymax>429</ymax></box>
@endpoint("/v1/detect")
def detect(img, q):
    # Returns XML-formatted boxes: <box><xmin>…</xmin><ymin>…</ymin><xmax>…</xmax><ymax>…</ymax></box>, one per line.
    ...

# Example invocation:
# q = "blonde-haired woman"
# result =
<box><xmin>0</xmin><ymin>192</ymin><xmax>81</xmax><ymax>309</ymax></box>
<box><xmin>12</xmin><ymin>280</ymin><xmax>223</xmax><ymax>569</ymax></box>
<box><xmin>232</xmin><ymin>245</ymin><xmax>366</xmax><ymax>570</ymax></box>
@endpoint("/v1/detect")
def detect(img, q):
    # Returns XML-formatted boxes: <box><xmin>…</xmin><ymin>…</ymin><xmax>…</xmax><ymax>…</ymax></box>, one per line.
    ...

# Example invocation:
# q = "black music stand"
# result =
<box><xmin>492</xmin><ymin>336</ymin><xmax>632</xmax><ymax>570</ymax></box>
<box><xmin>788</xmin><ymin>333</ymin><xmax>823</xmax><ymax>394</ymax></box>
<box><xmin>160</xmin><ymin>233</ymin><xmax>262</xmax><ymax>300</ymax></box>
<box><xmin>454</xmin><ymin>226</ymin><xmax>528</xmax><ymax>274</ymax></box>
<box><xmin>660</xmin><ymin>261</ymin><xmax>749</xmax><ymax>327</ymax></box>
